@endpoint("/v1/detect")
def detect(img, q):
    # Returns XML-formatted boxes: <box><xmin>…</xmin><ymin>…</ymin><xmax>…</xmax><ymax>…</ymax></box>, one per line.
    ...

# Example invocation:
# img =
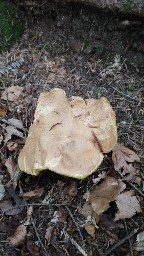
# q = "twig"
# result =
<box><xmin>111</xmin><ymin>86</ymin><xmax>139</xmax><ymax>102</ymax></box>
<box><xmin>102</xmin><ymin>228</ymin><xmax>138</xmax><ymax>256</ymax></box>
<box><xmin>69</xmin><ymin>236</ymin><xmax>88</xmax><ymax>256</ymax></box>
<box><xmin>65</xmin><ymin>205</ymin><xmax>86</xmax><ymax>251</ymax></box>
<box><xmin>124</xmin><ymin>220</ymin><xmax>133</xmax><ymax>256</ymax></box>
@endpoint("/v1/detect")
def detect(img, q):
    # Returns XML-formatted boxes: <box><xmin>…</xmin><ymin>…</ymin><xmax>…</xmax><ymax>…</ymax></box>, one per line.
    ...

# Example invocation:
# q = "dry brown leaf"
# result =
<box><xmin>57</xmin><ymin>206</ymin><xmax>69</xmax><ymax>222</ymax></box>
<box><xmin>27</xmin><ymin>240</ymin><xmax>40</xmax><ymax>255</ymax></box>
<box><xmin>56</xmin><ymin>68</ymin><xmax>66</xmax><ymax>76</ymax></box>
<box><xmin>8</xmin><ymin>206</ymin><xmax>33</xmax><ymax>246</ymax></box>
<box><xmin>8</xmin><ymin>224</ymin><xmax>27</xmax><ymax>246</ymax></box>
<box><xmin>115</xmin><ymin>190</ymin><xmax>142</xmax><ymax>220</ymax></box>
<box><xmin>112</xmin><ymin>143</ymin><xmax>140</xmax><ymax>175</ymax></box>
<box><xmin>21</xmin><ymin>188</ymin><xmax>44</xmax><ymax>198</ymax></box>
<box><xmin>90</xmin><ymin>177</ymin><xmax>121</xmax><ymax>216</ymax></box>
<box><xmin>80</xmin><ymin>202</ymin><xmax>94</xmax><ymax>218</ymax></box>
<box><xmin>0</xmin><ymin>107</ymin><xmax>6</xmax><ymax>117</ymax></box>
<box><xmin>84</xmin><ymin>223</ymin><xmax>95</xmax><ymax>237</ymax></box>
<box><xmin>47</xmin><ymin>73</ymin><xmax>55</xmax><ymax>82</ymax></box>
<box><xmin>5</xmin><ymin>157</ymin><xmax>16</xmax><ymax>180</ymax></box>
<box><xmin>45</xmin><ymin>225</ymin><xmax>54</xmax><ymax>243</ymax></box>
<box><xmin>1</xmin><ymin>86</ymin><xmax>23</xmax><ymax>101</ymax></box>
<box><xmin>60</xmin><ymin>182</ymin><xmax>77</xmax><ymax>203</ymax></box>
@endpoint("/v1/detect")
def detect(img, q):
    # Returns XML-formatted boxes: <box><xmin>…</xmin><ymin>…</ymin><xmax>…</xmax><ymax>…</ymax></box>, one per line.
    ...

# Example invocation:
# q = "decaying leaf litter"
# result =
<box><xmin>0</xmin><ymin>3</ymin><xmax>144</xmax><ymax>256</ymax></box>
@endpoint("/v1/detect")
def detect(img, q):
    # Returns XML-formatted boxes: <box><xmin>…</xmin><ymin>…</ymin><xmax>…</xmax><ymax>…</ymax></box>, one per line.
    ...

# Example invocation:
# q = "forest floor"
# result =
<box><xmin>0</xmin><ymin>3</ymin><xmax>144</xmax><ymax>256</ymax></box>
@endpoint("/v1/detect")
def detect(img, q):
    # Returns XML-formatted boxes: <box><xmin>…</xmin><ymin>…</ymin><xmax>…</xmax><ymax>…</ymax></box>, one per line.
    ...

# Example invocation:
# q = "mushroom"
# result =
<box><xmin>18</xmin><ymin>88</ymin><xmax>117</xmax><ymax>179</ymax></box>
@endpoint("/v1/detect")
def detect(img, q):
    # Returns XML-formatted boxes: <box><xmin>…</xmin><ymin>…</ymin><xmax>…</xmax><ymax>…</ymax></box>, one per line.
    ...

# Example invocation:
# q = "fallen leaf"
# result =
<box><xmin>6</xmin><ymin>141</ymin><xmax>18</xmax><ymax>151</ymax></box>
<box><xmin>84</xmin><ymin>223</ymin><xmax>95</xmax><ymax>237</ymax></box>
<box><xmin>27</xmin><ymin>240</ymin><xmax>40</xmax><ymax>255</ymax></box>
<box><xmin>115</xmin><ymin>190</ymin><xmax>142</xmax><ymax>220</ymax></box>
<box><xmin>45</xmin><ymin>225</ymin><xmax>54</xmax><ymax>243</ymax></box>
<box><xmin>57</xmin><ymin>206</ymin><xmax>69</xmax><ymax>222</ymax></box>
<box><xmin>0</xmin><ymin>107</ymin><xmax>6</xmax><ymax>117</ymax></box>
<box><xmin>8</xmin><ymin>206</ymin><xmax>33</xmax><ymax>246</ymax></box>
<box><xmin>7</xmin><ymin>118</ymin><xmax>24</xmax><ymax>130</ymax></box>
<box><xmin>134</xmin><ymin>231</ymin><xmax>144</xmax><ymax>252</ymax></box>
<box><xmin>60</xmin><ymin>182</ymin><xmax>77</xmax><ymax>203</ymax></box>
<box><xmin>0</xmin><ymin>221</ymin><xmax>9</xmax><ymax>233</ymax></box>
<box><xmin>5</xmin><ymin>125</ymin><xmax>24</xmax><ymax>138</ymax></box>
<box><xmin>0</xmin><ymin>181</ymin><xmax>5</xmax><ymax>201</ymax></box>
<box><xmin>80</xmin><ymin>202</ymin><xmax>93</xmax><ymax>218</ymax></box>
<box><xmin>21</xmin><ymin>188</ymin><xmax>44</xmax><ymax>199</ymax></box>
<box><xmin>90</xmin><ymin>177</ymin><xmax>121</xmax><ymax>216</ymax></box>
<box><xmin>92</xmin><ymin>171</ymin><xmax>107</xmax><ymax>184</ymax></box>
<box><xmin>1</xmin><ymin>86</ymin><xmax>23</xmax><ymax>101</ymax></box>
<box><xmin>5</xmin><ymin>157</ymin><xmax>16</xmax><ymax>181</ymax></box>
<box><xmin>0</xmin><ymin>199</ymin><xmax>24</xmax><ymax>215</ymax></box>
<box><xmin>8</xmin><ymin>224</ymin><xmax>27</xmax><ymax>246</ymax></box>
<box><xmin>47</xmin><ymin>73</ymin><xmax>55</xmax><ymax>82</ymax></box>
<box><xmin>112</xmin><ymin>143</ymin><xmax>140</xmax><ymax>175</ymax></box>
<box><xmin>56</xmin><ymin>68</ymin><xmax>66</xmax><ymax>76</ymax></box>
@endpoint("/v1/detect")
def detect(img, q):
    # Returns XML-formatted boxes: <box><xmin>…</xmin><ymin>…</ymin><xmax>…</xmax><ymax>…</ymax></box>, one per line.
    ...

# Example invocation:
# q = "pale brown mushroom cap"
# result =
<box><xmin>18</xmin><ymin>88</ymin><xmax>117</xmax><ymax>179</ymax></box>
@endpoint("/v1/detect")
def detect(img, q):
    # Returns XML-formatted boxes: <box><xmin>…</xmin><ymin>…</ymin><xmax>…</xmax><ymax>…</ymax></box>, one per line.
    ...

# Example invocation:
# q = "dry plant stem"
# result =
<box><xmin>65</xmin><ymin>205</ymin><xmax>86</xmax><ymax>251</ymax></box>
<box><xmin>69</xmin><ymin>236</ymin><xmax>88</xmax><ymax>256</ymax></box>
<box><xmin>117</xmin><ymin>170</ymin><xmax>144</xmax><ymax>198</ymax></box>
<box><xmin>102</xmin><ymin>228</ymin><xmax>138</xmax><ymax>256</ymax></box>
<box><xmin>124</xmin><ymin>220</ymin><xmax>133</xmax><ymax>256</ymax></box>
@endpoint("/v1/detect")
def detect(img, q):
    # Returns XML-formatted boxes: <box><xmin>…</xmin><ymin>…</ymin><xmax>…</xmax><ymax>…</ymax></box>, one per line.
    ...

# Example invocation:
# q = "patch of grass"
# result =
<box><xmin>0</xmin><ymin>0</ymin><xmax>23</xmax><ymax>52</ymax></box>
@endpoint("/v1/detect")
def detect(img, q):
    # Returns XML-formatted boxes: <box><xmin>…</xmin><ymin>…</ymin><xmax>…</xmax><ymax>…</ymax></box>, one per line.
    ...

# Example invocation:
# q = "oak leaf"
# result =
<box><xmin>112</xmin><ymin>143</ymin><xmax>140</xmax><ymax>175</ymax></box>
<box><xmin>115</xmin><ymin>190</ymin><xmax>141</xmax><ymax>220</ymax></box>
<box><xmin>90</xmin><ymin>177</ymin><xmax>121</xmax><ymax>216</ymax></box>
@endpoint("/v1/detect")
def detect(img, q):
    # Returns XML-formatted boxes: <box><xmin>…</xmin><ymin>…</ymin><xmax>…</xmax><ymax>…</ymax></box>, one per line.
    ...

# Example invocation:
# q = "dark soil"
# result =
<box><xmin>0</xmin><ymin>3</ymin><xmax>143</xmax><ymax>256</ymax></box>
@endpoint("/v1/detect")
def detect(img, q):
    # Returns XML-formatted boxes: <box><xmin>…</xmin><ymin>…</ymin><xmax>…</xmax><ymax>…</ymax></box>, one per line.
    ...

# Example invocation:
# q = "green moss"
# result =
<box><xmin>122</xmin><ymin>0</ymin><xmax>133</xmax><ymax>12</ymax></box>
<box><xmin>0</xmin><ymin>0</ymin><xmax>23</xmax><ymax>52</ymax></box>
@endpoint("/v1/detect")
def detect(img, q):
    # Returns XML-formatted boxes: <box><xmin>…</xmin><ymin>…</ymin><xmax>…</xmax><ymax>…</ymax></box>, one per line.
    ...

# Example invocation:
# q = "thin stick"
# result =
<box><xmin>102</xmin><ymin>228</ymin><xmax>138</xmax><ymax>256</ymax></box>
<box><xmin>65</xmin><ymin>205</ymin><xmax>86</xmax><ymax>251</ymax></box>
<box><xmin>69</xmin><ymin>236</ymin><xmax>88</xmax><ymax>256</ymax></box>
<box><xmin>111</xmin><ymin>86</ymin><xmax>139</xmax><ymax>102</ymax></box>
<box><xmin>30</xmin><ymin>215</ymin><xmax>49</xmax><ymax>256</ymax></box>
<box><xmin>124</xmin><ymin>220</ymin><xmax>133</xmax><ymax>256</ymax></box>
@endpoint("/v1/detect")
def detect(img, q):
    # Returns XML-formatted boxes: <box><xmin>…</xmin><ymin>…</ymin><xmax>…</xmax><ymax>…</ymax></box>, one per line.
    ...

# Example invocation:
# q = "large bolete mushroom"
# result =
<box><xmin>18</xmin><ymin>88</ymin><xmax>117</xmax><ymax>179</ymax></box>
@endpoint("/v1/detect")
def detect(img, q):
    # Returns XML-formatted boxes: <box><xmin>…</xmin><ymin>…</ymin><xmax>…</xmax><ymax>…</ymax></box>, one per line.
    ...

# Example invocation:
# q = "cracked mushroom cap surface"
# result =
<box><xmin>18</xmin><ymin>88</ymin><xmax>117</xmax><ymax>179</ymax></box>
